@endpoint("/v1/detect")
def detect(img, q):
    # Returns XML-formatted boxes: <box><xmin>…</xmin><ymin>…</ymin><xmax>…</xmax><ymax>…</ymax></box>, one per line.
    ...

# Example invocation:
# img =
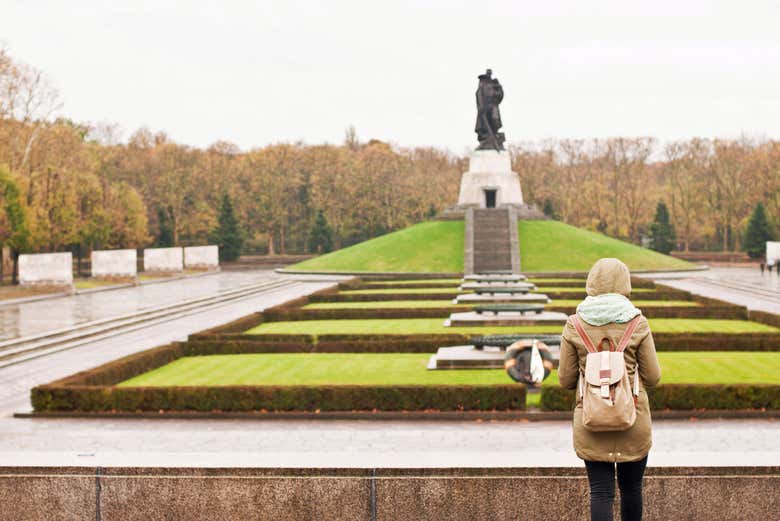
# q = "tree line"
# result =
<box><xmin>1</xmin><ymin>47</ymin><xmax>778</xmax><ymax>280</ymax></box>
<box><xmin>511</xmin><ymin>137</ymin><xmax>778</xmax><ymax>253</ymax></box>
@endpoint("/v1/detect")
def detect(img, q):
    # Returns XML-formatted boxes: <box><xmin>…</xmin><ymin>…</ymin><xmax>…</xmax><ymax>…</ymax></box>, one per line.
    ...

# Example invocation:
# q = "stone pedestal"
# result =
<box><xmin>455</xmin><ymin>293</ymin><xmax>550</xmax><ymax>304</ymax></box>
<box><xmin>456</xmin><ymin>150</ymin><xmax>523</xmax><ymax>208</ymax></box>
<box><xmin>428</xmin><ymin>344</ymin><xmax>561</xmax><ymax>370</ymax></box>
<box><xmin>446</xmin><ymin>311</ymin><xmax>568</xmax><ymax>327</ymax></box>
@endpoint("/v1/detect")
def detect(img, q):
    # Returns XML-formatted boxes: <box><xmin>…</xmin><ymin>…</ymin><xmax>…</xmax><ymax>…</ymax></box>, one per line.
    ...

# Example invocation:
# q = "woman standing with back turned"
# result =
<box><xmin>558</xmin><ymin>258</ymin><xmax>661</xmax><ymax>521</ymax></box>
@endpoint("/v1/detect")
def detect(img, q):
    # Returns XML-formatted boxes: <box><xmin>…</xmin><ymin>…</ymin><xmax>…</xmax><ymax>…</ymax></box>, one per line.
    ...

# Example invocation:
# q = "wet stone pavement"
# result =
<box><xmin>0</xmin><ymin>271</ymin><xmax>280</xmax><ymax>341</ymax></box>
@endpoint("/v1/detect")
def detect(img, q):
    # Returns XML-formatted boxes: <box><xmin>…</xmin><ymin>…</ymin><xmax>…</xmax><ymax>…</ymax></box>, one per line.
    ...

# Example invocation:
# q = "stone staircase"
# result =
<box><xmin>472</xmin><ymin>208</ymin><xmax>515</xmax><ymax>273</ymax></box>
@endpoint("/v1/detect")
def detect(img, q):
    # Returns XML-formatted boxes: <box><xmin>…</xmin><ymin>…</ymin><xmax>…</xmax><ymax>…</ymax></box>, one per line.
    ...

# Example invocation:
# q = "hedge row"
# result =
<box><xmin>263</xmin><ymin>308</ymin><xmax>462</xmax><ymax>321</ymax></box>
<box><xmin>543</xmin><ymin>290</ymin><xmax>690</xmax><ymax>301</ymax></box>
<box><xmin>263</xmin><ymin>305</ymin><xmax>747</xmax><ymax>322</ymax></box>
<box><xmin>539</xmin><ymin>384</ymin><xmax>780</xmax><ymax>411</ymax></box>
<box><xmin>309</xmin><ymin>292</ymin><xmax>460</xmax><ymax>302</ymax></box>
<box><xmin>191</xmin><ymin>331</ymin><xmax>780</xmax><ymax>352</ymax></box>
<box><xmin>31</xmin><ymin>384</ymin><xmax>526</xmax><ymax>413</ymax></box>
<box><xmin>186</xmin><ymin>339</ymin><xmax>451</xmax><ymax>354</ymax></box>
<box><xmin>750</xmin><ymin>310</ymin><xmax>780</xmax><ymax>329</ymax></box>
<box><xmin>356</xmin><ymin>282</ymin><xmax>460</xmax><ymax>290</ymax></box>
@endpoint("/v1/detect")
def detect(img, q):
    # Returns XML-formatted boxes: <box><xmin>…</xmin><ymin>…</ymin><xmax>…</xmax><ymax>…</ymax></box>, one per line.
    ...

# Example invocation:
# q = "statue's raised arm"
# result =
<box><xmin>474</xmin><ymin>69</ymin><xmax>506</xmax><ymax>151</ymax></box>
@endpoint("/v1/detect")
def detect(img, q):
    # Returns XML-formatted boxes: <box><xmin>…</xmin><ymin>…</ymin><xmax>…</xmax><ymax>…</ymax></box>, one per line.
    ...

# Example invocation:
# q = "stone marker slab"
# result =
<box><xmin>447</xmin><ymin>310</ymin><xmax>568</xmax><ymax>327</ymax></box>
<box><xmin>462</xmin><ymin>274</ymin><xmax>527</xmax><ymax>282</ymax></box>
<box><xmin>18</xmin><ymin>252</ymin><xmax>73</xmax><ymax>285</ymax></box>
<box><xmin>91</xmin><ymin>249</ymin><xmax>137</xmax><ymax>278</ymax></box>
<box><xmin>428</xmin><ymin>344</ymin><xmax>561</xmax><ymax>369</ymax></box>
<box><xmin>461</xmin><ymin>281</ymin><xmax>535</xmax><ymax>291</ymax></box>
<box><xmin>184</xmin><ymin>245</ymin><xmax>219</xmax><ymax>269</ymax></box>
<box><xmin>143</xmin><ymin>247</ymin><xmax>183</xmax><ymax>272</ymax></box>
<box><xmin>456</xmin><ymin>293</ymin><xmax>550</xmax><ymax>304</ymax></box>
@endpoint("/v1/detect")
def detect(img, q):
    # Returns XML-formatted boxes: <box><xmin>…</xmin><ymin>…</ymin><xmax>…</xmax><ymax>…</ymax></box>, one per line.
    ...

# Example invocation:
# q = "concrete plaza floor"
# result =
<box><xmin>641</xmin><ymin>266</ymin><xmax>780</xmax><ymax>314</ymax></box>
<box><xmin>1</xmin><ymin>417</ymin><xmax>777</xmax><ymax>468</ymax></box>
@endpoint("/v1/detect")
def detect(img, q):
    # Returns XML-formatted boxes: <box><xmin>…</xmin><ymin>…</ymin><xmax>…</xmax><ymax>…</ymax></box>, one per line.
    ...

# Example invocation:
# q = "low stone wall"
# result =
<box><xmin>184</xmin><ymin>245</ymin><xmax>219</xmax><ymax>270</ymax></box>
<box><xmin>0</xmin><ymin>466</ymin><xmax>775</xmax><ymax>521</ymax></box>
<box><xmin>91</xmin><ymin>249</ymin><xmax>137</xmax><ymax>278</ymax></box>
<box><xmin>143</xmin><ymin>247</ymin><xmax>183</xmax><ymax>272</ymax></box>
<box><xmin>18</xmin><ymin>252</ymin><xmax>73</xmax><ymax>286</ymax></box>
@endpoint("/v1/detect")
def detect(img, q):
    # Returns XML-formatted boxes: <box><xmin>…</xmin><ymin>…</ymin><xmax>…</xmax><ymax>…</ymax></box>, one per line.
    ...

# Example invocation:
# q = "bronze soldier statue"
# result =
<box><xmin>474</xmin><ymin>69</ymin><xmax>505</xmax><ymax>151</ymax></box>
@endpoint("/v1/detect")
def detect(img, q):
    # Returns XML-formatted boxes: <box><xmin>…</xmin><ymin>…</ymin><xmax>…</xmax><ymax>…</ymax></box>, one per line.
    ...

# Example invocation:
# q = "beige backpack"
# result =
<box><xmin>572</xmin><ymin>315</ymin><xmax>641</xmax><ymax>432</ymax></box>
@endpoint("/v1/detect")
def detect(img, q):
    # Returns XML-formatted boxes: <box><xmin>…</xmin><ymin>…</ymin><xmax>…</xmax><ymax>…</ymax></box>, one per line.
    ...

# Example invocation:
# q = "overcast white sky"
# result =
<box><xmin>3</xmin><ymin>1</ymin><xmax>780</xmax><ymax>152</ymax></box>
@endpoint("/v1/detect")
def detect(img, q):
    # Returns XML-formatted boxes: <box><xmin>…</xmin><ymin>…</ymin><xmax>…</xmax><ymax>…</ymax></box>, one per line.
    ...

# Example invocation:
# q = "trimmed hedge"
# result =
<box><xmin>263</xmin><ymin>308</ymin><xmax>461</xmax><ymax>321</ymax></box>
<box><xmin>750</xmin><ymin>310</ymin><xmax>780</xmax><ymax>329</ymax></box>
<box><xmin>545</xmin><ymin>305</ymin><xmax>747</xmax><ymax>320</ymax></box>
<box><xmin>309</xmin><ymin>292</ymin><xmax>460</xmax><ymax>302</ymax></box>
<box><xmin>192</xmin><ymin>331</ymin><xmax>780</xmax><ymax>352</ymax></box>
<box><xmin>540</xmin><ymin>384</ymin><xmax>780</xmax><ymax>411</ymax></box>
<box><xmin>31</xmin><ymin>384</ymin><xmax>526</xmax><ymax>413</ymax></box>
<box><xmin>543</xmin><ymin>290</ymin><xmax>689</xmax><ymax>301</ymax></box>
<box><xmin>354</xmin><ymin>282</ymin><xmax>460</xmax><ymax>290</ymax></box>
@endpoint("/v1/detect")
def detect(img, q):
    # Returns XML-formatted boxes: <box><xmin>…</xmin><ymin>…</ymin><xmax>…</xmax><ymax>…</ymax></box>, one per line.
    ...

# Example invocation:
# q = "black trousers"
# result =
<box><xmin>584</xmin><ymin>455</ymin><xmax>648</xmax><ymax>521</ymax></box>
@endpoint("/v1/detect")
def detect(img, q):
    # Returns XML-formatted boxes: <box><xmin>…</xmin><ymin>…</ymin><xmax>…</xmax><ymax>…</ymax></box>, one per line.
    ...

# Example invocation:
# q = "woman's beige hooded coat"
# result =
<box><xmin>558</xmin><ymin>258</ymin><xmax>662</xmax><ymax>463</ymax></box>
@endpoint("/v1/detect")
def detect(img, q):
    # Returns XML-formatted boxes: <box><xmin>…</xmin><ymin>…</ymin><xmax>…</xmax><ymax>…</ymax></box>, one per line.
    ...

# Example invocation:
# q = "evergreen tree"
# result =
<box><xmin>210</xmin><ymin>192</ymin><xmax>244</xmax><ymax>261</ymax></box>
<box><xmin>649</xmin><ymin>201</ymin><xmax>676</xmax><ymax>254</ymax></box>
<box><xmin>309</xmin><ymin>210</ymin><xmax>333</xmax><ymax>254</ymax></box>
<box><xmin>0</xmin><ymin>168</ymin><xmax>29</xmax><ymax>283</ymax></box>
<box><xmin>542</xmin><ymin>199</ymin><xmax>559</xmax><ymax>220</ymax></box>
<box><xmin>156</xmin><ymin>207</ymin><xmax>174</xmax><ymax>247</ymax></box>
<box><xmin>744</xmin><ymin>202</ymin><xmax>773</xmax><ymax>259</ymax></box>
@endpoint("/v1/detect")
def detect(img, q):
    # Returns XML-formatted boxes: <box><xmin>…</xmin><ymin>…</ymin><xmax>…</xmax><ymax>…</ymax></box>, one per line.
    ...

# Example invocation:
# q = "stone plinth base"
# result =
<box><xmin>428</xmin><ymin>343</ymin><xmax>561</xmax><ymax>370</ymax></box>
<box><xmin>446</xmin><ymin>311</ymin><xmax>568</xmax><ymax>327</ymax></box>
<box><xmin>456</xmin><ymin>150</ymin><xmax>523</xmax><ymax>208</ymax></box>
<box><xmin>428</xmin><ymin>345</ymin><xmax>506</xmax><ymax>369</ymax></box>
<box><xmin>456</xmin><ymin>293</ymin><xmax>550</xmax><ymax>304</ymax></box>
<box><xmin>463</xmin><ymin>274</ymin><xmax>527</xmax><ymax>282</ymax></box>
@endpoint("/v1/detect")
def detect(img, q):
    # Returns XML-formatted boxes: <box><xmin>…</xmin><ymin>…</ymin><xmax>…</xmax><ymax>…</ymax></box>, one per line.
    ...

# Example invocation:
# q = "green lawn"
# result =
<box><xmin>74</xmin><ymin>279</ymin><xmax>126</xmax><ymax>290</ymax></box>
<box><xmin>519</xmin><ymin>221</ymin><xmax>693</xmax><ymax>272</ymax></box>
<box><xmin>118</xmin><ymin>352</ymin><xmax>780</xmax><ymax>388</ymax></box>
<box><xmin>302</xmin><ymin>299</ymin><xmax>698</xmax><ymax>310</ymax></box>
<box><xmin>291</xmin><ymin>221</ymin><xmax>464</xmax><ymax>273</ymax></box>
<box><xmin>246</xmin><ymin>318</ymin><xmax>778</xmax><ymax>336</ymax></box>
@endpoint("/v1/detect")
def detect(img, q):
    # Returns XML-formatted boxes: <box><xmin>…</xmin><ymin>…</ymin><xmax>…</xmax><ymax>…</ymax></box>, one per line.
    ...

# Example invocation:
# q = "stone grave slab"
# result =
<box><xmin>456</xmin><ymin>293</ymin><xmax>550</xmax><ymax>304</ymax></box>
<box><xmin>446</xmin><ymin>310</ymin><xmax>568</xmax><ymax>327</ymax></box>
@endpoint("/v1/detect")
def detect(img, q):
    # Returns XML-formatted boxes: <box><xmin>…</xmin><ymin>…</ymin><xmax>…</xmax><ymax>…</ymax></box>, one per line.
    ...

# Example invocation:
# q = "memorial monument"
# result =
<box><xmin>445</xmin><ymin>69</ymin><xmax>542</xmax><ymax>218</ymax></box>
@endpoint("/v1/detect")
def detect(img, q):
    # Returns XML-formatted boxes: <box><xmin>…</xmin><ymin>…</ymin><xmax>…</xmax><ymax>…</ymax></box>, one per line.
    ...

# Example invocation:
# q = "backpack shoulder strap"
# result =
<box><xmin>571</xmin><ymin>315</ymin><xmax>598</xmax><ymax>354</ymax></box>
<box><xmin>616</xmin><ymin>315</ymin><xmax>642</xmax><ymax>353</ymax></box>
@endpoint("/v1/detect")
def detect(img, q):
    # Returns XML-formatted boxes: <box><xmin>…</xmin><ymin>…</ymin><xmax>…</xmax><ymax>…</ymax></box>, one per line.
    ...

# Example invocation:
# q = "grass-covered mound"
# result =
<box><xmin>519</xmin><ymin>220</ymin><xmax>693</xmax><ymax>272</ymax></box>
<box><xmin>119</xmin><ymin>352</ymin><xmax>780</xmax><ymax>388</ymax></box>
<box><xmin>289</xmin><ymin>219</ymin><xmax>693</xmax><ymax>273</ymax></box>
<box><xmin>291</xmin><ymin>221</ymin><xmax>464</xmax><ymax>273</ymax></box>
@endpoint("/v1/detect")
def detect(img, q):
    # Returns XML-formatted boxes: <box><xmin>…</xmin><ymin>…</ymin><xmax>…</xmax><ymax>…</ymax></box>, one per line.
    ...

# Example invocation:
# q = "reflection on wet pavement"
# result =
<box><xmin>0</xmin><ymin>271</ymin><xmax>276</xmax><ymax>341</ymax></box>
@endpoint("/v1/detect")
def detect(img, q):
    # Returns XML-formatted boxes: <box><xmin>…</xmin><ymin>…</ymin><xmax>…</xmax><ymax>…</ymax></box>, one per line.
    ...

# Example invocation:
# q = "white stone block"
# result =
<box><xmin>91</xmin><ymin>249</ymin><xmax>137</xmax><ymax>278</ymax></box>
<box><xmin>19</xmin><ymin>252</ymin><xmax>73</xmax><ymax>285</ymax></box>
<box><xmin>468</xmin><ymin>150</ymin><xmax>513</xmax><ymax>173</ymax></box>
<box><xmin>184</xmin><ymin>245</ymin><xmax>219</xmax><ymax>269</ymax></box>
<box><xmin>767</xmin><ymin>242</ymin><xmax>780</xmax><ymax>263</ymax></box>
<box><xmin>457</xmin><ymin>151</ymin><xmax>524</xmax><ymax>208</ymax></box>
<box><xmin>143</xmin><ymin>247</ymin><xmax>184</xmax><ymax>272</ymax></box>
